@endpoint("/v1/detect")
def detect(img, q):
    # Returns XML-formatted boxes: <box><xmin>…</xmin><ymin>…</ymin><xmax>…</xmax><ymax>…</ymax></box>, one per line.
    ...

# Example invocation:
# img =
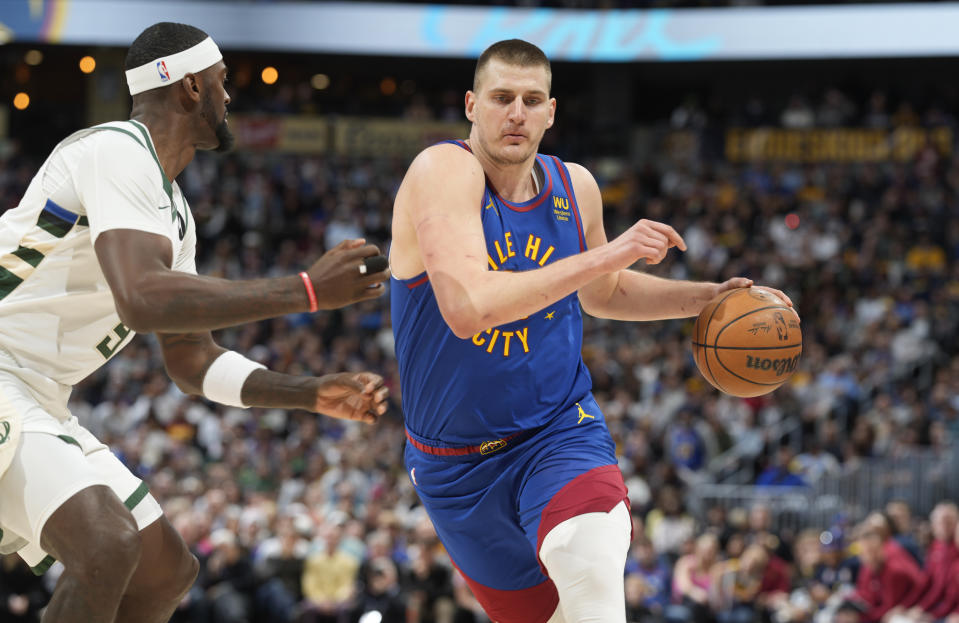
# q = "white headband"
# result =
<box><xmin>125</xmin><ymin>36</ymin><xmax>222</xmax><ymax>96</ymax></box>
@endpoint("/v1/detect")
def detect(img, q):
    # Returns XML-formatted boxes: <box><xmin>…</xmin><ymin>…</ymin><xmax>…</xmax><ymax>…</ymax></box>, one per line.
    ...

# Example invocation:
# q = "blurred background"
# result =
<box><xmin>1</xmin><ymin>1</ymin><xmax>959</xmax><ymax>622</ymax></box>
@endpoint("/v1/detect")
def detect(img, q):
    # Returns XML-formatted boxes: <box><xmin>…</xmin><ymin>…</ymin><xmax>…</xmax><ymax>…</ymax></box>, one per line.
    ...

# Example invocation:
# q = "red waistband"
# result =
<box><xmin>404</xmin><ymin>430</ymin><xmax>523</xmax><ymax>457</ymax></box>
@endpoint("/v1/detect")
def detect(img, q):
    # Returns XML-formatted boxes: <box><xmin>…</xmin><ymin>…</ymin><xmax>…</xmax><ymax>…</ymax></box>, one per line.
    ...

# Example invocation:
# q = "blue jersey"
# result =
<box><xmin>392</xmin><ymin>141</ymin><xmax>594</xmax><ymax>445</ymax></box>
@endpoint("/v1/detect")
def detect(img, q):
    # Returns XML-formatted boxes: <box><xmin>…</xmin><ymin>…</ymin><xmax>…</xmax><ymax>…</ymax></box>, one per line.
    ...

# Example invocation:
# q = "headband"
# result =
<box><xmin>125</xmin><ymin>37</ymin><xmax>222</xmax><ymax>96</ymax></box>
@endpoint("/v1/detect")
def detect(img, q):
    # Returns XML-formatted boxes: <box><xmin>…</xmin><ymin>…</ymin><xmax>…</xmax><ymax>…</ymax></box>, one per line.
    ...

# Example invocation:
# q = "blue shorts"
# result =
<box><xmin>404</xmin><ymin>394</ymin><xmax>628</xmax><ymax>623</ymax></box>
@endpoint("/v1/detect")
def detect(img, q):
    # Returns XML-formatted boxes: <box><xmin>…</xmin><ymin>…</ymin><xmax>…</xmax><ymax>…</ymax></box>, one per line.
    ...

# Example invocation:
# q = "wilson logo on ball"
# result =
<box><xmin>745</xmin><ymin>354</ymin><xmax>800</xmax><ymax>376</ymax></box>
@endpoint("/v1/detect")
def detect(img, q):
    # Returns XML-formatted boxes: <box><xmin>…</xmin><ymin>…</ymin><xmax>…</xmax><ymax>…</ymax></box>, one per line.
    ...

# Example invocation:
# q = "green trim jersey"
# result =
<box><xmin>0</xmin><ymin>120</ymin><xmax>196</xmax><ymax>391</ymax></box>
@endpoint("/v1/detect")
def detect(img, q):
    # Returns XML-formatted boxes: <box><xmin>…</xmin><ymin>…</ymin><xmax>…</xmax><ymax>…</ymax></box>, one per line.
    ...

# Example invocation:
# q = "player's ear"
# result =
<box><xmin>546</xmin><ymin>97</ymin><xmax>556</xmax><ymax>129</ymax></box>
<box><xmin>180</xmin><ymin>72</ymin><xmax>202</xmax><ymax>102</ymax></box>
<box><xmin>465</xmin><ymin>91</ymin><xmax>476</xmax><ymax>122</ymax></box>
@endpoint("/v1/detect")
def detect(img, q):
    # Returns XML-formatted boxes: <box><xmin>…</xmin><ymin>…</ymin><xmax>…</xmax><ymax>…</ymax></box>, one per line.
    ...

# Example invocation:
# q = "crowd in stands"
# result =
<box><xmin>0</xmin><ymin>82</ymin><xmax>958</xmax><ymax>621</ymax></box>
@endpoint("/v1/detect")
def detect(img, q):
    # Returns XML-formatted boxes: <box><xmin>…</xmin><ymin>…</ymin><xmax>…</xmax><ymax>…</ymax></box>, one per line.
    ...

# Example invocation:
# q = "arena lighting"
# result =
<box><xmin>379</xmin><ymin>77</ymin><xmax>396</xmax><ymax>96</ymax></box>
<box><xmin>13</xmin><ymin>92</ymin><xmax>29</xmax><ymax>110</ymax></box>
<box><xmin>310</xmin><ymin>73</ymin><xmax>330</xmax><ymax>90</ymax></box>
<box><xmin>24</xmin><ymin>50</ymin><xmax>42</xmax><ymax>66</ymax></box>
<box><xmin>78</xmin><ymin>55</ymin><xmax>95</xmax><ymax>73</ymax></box>
<box><xmin>261</xmin><ymin>66</ymin><xmax>278</xmax><ymax>85</ymax></box>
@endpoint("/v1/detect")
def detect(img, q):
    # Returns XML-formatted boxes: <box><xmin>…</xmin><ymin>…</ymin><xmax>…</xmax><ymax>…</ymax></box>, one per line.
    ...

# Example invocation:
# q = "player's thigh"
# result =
<box><xmin>67</xmin><ymin>419</ymin><xmax>162</xmax><ymax>530</ymax></box>
<box><xmin>405</xmin><ymin>446</ymin><xmax>559</xmax><ymax>623</ymax></box>
<box><xmin>517</xmin><ymin>396</ymin><xmax>626</xmax><ymax>553</ymax></box>
<box><xmin>0</xmin><ymin>430</ymin><xmax>113</xmax><ymax>571</ymax></box>
<box><xmin>0</xmin><ymin>419</ymin><xmax>161</xmax><ymax>573</ymax></box>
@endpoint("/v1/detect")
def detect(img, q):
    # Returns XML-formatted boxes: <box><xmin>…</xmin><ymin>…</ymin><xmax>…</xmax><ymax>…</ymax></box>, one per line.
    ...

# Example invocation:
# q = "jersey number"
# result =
<box><xmin>96</xmin><ymin>322</ymin><xmax>131</xmax><ymax>359</ymax></box>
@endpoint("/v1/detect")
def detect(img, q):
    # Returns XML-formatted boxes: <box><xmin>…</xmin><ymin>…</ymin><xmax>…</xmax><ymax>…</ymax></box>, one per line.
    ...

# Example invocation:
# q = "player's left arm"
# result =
<box><xmin>157</xmin><ymin>332</ymin><xmax>388</xmax><ymax>423</ymax></box>
<box><xmin>571</xmin><ymin>163</ymin><xmax>791</xmax><ymax>320</ymax></box>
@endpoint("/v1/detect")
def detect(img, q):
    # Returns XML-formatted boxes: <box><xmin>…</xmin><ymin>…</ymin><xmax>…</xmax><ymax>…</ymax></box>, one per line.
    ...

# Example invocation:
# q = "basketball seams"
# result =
<box><xmin>714</xmin><ymin>305</ymin><xmax>801</xmax><ymax>391</ymax></box>
<box><xmin>702</xmin><ymin>289</ymin><xmax>740</xmax><ymax>395</ymax></box>
<box><xmin>691</xmin><ymin>342</ymin><xmax>802</xmax><ymax>350</ymax></box>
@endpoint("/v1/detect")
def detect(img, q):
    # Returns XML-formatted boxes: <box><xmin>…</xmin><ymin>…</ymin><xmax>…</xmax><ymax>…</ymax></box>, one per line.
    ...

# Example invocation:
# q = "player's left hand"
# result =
<box><xmin>716</xmin><ymin>278</ymin><xmax>795</xmax><ymax>309</ymax></box>
<box><xmin>311</xmin><ymin>372</ymin><xmax>388</xmax><ymax>423</ymax></box>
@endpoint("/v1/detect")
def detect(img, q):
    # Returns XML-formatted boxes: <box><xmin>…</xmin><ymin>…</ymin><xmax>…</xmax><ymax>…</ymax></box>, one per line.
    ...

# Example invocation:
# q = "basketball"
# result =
<box><xmin>692</xmin><ymin>287</ymin><xmax>802</xmax><ymax>398</ymax></box>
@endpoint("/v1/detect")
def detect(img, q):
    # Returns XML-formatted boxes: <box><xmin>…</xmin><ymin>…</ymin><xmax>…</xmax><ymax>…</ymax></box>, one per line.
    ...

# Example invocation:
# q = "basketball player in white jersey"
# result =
<box><xmin>0</xmin><ymin>22</ymin><xmax>389</xmax><ymax>623</ymax></box>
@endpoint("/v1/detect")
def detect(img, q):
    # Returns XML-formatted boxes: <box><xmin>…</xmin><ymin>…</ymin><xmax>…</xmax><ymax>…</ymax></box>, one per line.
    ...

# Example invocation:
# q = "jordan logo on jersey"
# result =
<box><xmin>576</xmin><ymin>403</ymin><xmax>595</xmax><ymax>424</ymax></box>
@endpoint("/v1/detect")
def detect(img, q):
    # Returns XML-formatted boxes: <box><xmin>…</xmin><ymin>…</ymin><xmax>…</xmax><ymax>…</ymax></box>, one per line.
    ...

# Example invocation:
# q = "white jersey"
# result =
<box><xmin>0</xmin><ymin>119</ymin><xmax>197</xmax><ymax>398</ymax></box>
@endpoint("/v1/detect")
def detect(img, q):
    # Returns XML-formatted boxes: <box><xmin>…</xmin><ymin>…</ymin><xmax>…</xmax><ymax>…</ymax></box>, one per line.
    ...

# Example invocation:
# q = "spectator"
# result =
<box><xmin>351</xmin><ymin>557</ymin><xmax>405</xmax><ymax>623</ymax></box>
<box><xmin>646</xmin><ymin>487</ymin><xmax>698</xmax><ymax>560</ymax></box>
<box><xmin>666</xmin><ymin>533</ymin><xmax>719</xmax><ymax>623</ymax></box>
<box><xmin>300</xmin><ymin>522</ymin><xmax>360</xmax><ymax>623</ymax></box>
<box><xmin>905</xmin><ymin>502</ymin><xmax>959</xmax><ymax>618</ymax></box>
<box><xmin>625</xmin><ymin>535</ymin><xmax>672</xmax><ymax>621</ymax></box>
<box><xmin>0</xmin><ymin>554</ymin><xmax>50</xmax><ymax>622</ymax></box>
<box><xmin>853</xmin><ymin>528</ymin><xmax>928</xmax><ymax>623</ymax></box>
<box><xmin>756</xmin><ymin>446</ymin><xmax>807</xmax><ymax>488</ymax></box>
<box><xmin>202</xmin><ymin>528</ymin><xmax>256</xmax><ymax>623</ymax></box>
<box><xmin>713</xmin><ymin>544</ymin><xmax>775</xmax><ymax>623</ymax></box>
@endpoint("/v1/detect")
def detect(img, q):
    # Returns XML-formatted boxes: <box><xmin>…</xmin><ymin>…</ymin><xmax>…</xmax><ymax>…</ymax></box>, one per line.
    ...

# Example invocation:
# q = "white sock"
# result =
<box><xmin>539</xmin><ymin>501</ymin><xmax>631</xmax><ymax>623</ymax></box>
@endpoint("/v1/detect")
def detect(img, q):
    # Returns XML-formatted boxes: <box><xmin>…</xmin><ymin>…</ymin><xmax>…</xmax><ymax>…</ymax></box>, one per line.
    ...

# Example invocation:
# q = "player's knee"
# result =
<box><xmin>539</xmin><ymin>503</ymin><xmax>631</xmax><ymax>589</ymax></box>
<box><xmin>69</xmin><ymin>515</ymin><xmax>142</xmax><ymax>584</ymax></box>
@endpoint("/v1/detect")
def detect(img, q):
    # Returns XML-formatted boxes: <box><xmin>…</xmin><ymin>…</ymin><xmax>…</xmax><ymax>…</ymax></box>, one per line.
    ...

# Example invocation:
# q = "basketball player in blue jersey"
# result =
<box><xmin>390</xmin><ymin>40</ymin><xmax>792</xmax><ymax>623</ymax></box>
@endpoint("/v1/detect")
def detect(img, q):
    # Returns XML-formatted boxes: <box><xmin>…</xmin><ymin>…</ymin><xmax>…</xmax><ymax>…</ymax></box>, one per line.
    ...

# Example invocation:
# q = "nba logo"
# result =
<box><xmin>156</xmin><ymin>60</ymin><xmax>170</xmax><ymax>82</ymax></box>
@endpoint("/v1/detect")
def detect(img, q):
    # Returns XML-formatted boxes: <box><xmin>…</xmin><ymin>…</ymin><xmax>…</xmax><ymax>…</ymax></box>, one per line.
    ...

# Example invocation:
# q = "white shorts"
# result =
<box><xmin>0</xmin><ymin>371</ymin><xmax>162</xmax><ymax>574</ymax></box>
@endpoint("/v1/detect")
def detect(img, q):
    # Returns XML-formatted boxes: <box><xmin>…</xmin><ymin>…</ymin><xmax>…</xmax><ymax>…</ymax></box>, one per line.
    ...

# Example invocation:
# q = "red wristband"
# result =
<box><xmin>299</xmin><ymin>272</ymin><xmax>318</xmax><ymax>313</ymax></box>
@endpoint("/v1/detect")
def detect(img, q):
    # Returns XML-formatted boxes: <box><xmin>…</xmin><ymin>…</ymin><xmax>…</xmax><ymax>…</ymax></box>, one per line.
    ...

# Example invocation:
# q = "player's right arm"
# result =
<box><xmin>394</xmin><ymin>143</ymin><xmax>670</xmax><ymax>338</ymax></box>
<box><xmin>78</xmin><ymin>132</ymin><xmax>387</xmax><ymax>334</ymax></box>
<box><xmin>95</xmin><ymin>232</ymin><xmax>385</xmax><ymax>333</ymax></box>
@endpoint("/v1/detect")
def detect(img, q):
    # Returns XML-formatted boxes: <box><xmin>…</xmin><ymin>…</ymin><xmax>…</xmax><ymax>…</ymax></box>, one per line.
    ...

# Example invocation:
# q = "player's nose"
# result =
<box><xmin>507</xmin><ymin>97</ymin><xmax>525</xmax><ymax>121</ymax></box>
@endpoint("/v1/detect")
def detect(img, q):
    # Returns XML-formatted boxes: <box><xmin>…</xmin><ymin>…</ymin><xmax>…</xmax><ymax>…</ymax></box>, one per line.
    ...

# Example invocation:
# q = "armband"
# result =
<box><xmin>201</xmin><ymin>351</ymin><xmax>265</xmax><ymax>407</ymax></box>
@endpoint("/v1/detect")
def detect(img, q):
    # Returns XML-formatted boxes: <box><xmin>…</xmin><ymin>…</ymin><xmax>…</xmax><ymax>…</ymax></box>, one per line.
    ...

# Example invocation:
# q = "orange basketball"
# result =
<box><xmin>692</xmin><ymin>287</ymin><xmax>802</xmax><ymax>398</ymax></box>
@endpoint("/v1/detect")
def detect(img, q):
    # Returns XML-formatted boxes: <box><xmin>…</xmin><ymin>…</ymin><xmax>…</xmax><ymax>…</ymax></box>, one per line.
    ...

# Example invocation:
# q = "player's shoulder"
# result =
<box><xmin>560</xmin><ymin>161</ymin><xmax>598</xmax><ymax>187</ymax></box>
<box><xmin>70</xmin><ymin>121</ymin><xmax>155</xmax><ymax>164</ymax></box>
<box><xmin>408</xmin><ymin>141</ymin><xmax>484</xmax><ymax>180</ymax></box>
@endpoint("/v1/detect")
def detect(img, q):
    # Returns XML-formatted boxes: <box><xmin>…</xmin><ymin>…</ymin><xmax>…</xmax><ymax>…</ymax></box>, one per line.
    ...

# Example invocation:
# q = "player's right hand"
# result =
<box><xmin>306</xmin><ymin>238</ymin><xmax>390</xmax><ymax>309</ymax></box>
<box><xmin>605</xmin><ymin>218</ymin><xmax>686</xmax><ymax>270</ymax></box>
<box><xmin>310</xmin><ymin>372</ymin><xmax>389</xmax><ymax>423</ymax></box>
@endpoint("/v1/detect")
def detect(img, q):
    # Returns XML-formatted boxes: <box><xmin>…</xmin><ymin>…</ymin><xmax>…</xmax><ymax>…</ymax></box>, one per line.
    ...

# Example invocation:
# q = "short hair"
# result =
<box><xmin>473</xmin><ymin>39</ymin><xmax>551</xmax><ymax>93</ymax></box>
<box><xmin>125</xmin><ymin>22</ymin><xmax>210</xmax><ymax>71</ymax></box>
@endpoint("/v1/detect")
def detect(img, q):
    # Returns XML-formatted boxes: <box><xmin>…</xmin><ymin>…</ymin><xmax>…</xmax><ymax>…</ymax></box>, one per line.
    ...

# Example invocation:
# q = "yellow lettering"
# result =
<box><xmin>553</xmin><ymin>196</ymin><xmax>568</xmax><ymax>210</ymax></box>
<box><xmin>525</xmin><ymin>234</ymin><xmax>541</xmax><ymax>261</ymax></box>
<box><xmin>501</xmin><ymin>331</ymin><xmax>513</xmax><ymax>357</ymax></box>
<box><xmin>538</xmin><ymin>245</ymin><xmax>555</xmax><ymax>267</ymax></box>
<box><xmin>504</xmin><ymin>231</ymin><xmax>515</xmax><ymax>258</ymax></box>
<box><xmin>494</xmin><ymin>241</ymin><xmax>507</xmax><ymax>264</ymax></box>
<box><xmin>488</xmin><ymin>254</ymin><xmax>499</xmax><ymax>271</ymax></box>
<box><xmin>515</xmin><ymin>327</ymin><xmax>530</xmax><ymax>353</ymax></box>
<box><xmin>486</xmin><ymin>329</ymin><xmax>500</xmax><ymax>354</ymax></box>
<box><xmin>472</xmin><ymin>331</ymin><xmax>487</xmax><ymax>346</ymax></box>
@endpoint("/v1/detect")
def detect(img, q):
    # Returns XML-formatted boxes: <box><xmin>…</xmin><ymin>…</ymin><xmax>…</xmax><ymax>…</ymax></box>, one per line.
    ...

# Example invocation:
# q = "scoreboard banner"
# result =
<box><xmin>4</xmin><ymin>1</ymin><xmax>959</xmax><ymax>61</ymax></box>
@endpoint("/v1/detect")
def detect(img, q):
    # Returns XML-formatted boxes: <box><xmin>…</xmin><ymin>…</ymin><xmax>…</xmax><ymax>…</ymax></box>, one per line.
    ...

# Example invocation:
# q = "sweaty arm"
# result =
<box><xmin>158</xmin><ymin>331</ymin><xmax>388</xmax><ymax>422</ymax></box>
<box><xmin>81</xmin><ymin>135</ymin><xmax>384</xmax><ymax>333</ymax></box>
<box><xmin>397</xmin><ymin>144</ymin><xmax>666</xmax><ymax>338</ymax></box>
<box><xmin>572</xmin><ymin>163</ymin><xmax>722</xmax><ymax>321</ymax></box>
